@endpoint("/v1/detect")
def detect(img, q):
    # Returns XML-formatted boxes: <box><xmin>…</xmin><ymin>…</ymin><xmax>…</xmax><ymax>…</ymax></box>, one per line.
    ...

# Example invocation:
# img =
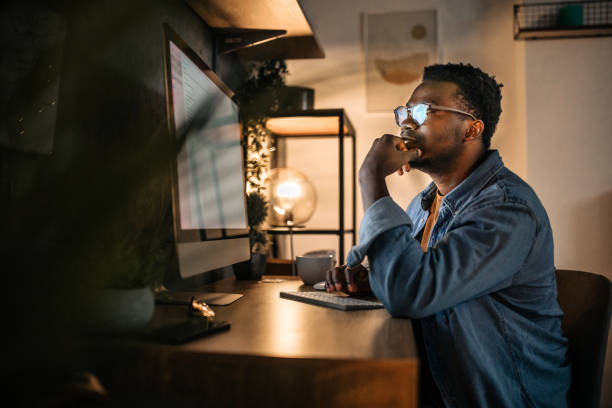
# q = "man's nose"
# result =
<box><xmin>401</xmin><ymin>117</ymin><xmax>417</xmax><ymax>131</ymax></box>
<box><xmin>400</xmin><ymin>126</ymin><xmax>416</xmax><ymax>140</ymax></box>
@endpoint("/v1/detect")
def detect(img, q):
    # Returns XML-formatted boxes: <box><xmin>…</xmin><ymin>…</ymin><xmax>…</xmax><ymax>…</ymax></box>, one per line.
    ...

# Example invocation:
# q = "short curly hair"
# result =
<box><xmin>423</xmin><ymin>63</ymin><xmax>503</xmax><ymax>149</ymax></box>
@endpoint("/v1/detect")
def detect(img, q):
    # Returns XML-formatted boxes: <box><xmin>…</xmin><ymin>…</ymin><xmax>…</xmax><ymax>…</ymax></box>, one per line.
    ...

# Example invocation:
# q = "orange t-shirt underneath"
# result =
<box><xmin>420</xmin><ymin>192</ymin><xmax>444</xmax><ymax>252</ymax></box>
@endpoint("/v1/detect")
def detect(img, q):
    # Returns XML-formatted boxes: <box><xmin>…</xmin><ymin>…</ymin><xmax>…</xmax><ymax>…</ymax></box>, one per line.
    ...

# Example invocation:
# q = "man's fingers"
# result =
<box><xmin>399</xmin><ymin>148</ymin><xmax>420</xmax><ymax>166</ymax></box>
<box><xmin>396</xmin><ymin>150</ymin><xmax>418</xmax><ymax>175</ymax></box>
<box><xmin>363</xmin><ymin>134</ymin><xmax>421</xmax><ymax>179</ymax></box>
<box><xmin>344</xmin><ymin>266</ymin><xmax>358</xmax><ymax>293</ymax></box>
<box><xmin>346</xmin><ymin>264</ymin><xmax>370</xmax><ymax>293</ymax></box>
<box><xmin>325</xmin><ymin>269</ymin><xmax>333</xmax><ymax>292</ymax></box>
<box><xmin>381</xmin><ymin>133</ymin><xmax>396</xmax><ymax>143</ymax></box>
<box><xmin>332</xmin><ymin>265</ymin><xmax>345</xmax><ymax>291</ymax></box>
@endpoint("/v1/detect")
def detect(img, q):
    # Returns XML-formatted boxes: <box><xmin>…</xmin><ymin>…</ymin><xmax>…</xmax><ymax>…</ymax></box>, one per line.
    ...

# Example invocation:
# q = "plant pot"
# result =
<box><xmin>233</xmin><ymin>253</ymin><xmax>267</xmax><ymax>280</ymax></box>
<box><xmin>85</xmin><ymin>287</ymin><xmax>155</xmax><ymax>334</ymax></box>
<box><xmin>278</xmin><ymin>86</ymin><xmax>314</xmax><ymax>111</ymax></box>
<box><xmin>250</xmin><ymin>252</ymin><xmax>267</xmax><ymax>280</ymax></box>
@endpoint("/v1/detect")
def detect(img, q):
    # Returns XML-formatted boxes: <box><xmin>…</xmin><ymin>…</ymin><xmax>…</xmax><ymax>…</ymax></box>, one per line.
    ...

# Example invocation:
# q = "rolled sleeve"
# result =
<box><xmin>346</xmin><ymin>196</ymin><xmax>412</xmax><ymax>267</ymax></box>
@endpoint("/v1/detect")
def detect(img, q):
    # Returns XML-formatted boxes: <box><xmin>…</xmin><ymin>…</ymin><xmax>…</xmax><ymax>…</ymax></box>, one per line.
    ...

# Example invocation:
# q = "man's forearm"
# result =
<box><xmin>357</xmin><ymin>134</ymin><xmax>417</xmax><ymax>210</ymax></box>
<box><xmin>359</xmin><ymin>168</ymin><xmax>389</xmax><ymax>210</ymax></box>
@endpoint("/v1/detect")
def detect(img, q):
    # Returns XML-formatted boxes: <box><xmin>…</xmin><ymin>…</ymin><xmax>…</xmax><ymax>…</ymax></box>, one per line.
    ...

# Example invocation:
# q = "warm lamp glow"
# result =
<box><xmin>276</xmin><ymin>182</ymin><xmax>301</xmax><ymax>199</ymax></box>
<box><xmin>266</xmin><ymin>116</ymin><xmax>351</xmax><ymax>136</ymax></box>
<box><xmin>266</xmin><ymin>168</ymin><xmax>317</xmax><ymax>274</ymax></box>
<box><xmin>266</xmin><ymin>168</ymin><xmax>317</xmax><ymax>227</ymax></box>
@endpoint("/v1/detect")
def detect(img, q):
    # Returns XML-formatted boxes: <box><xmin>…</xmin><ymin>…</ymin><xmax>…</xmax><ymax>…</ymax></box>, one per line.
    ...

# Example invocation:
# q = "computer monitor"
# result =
<box><xmin>162</xmin><ymin>24</ymin><xmax>250</xmax><ymax>286</ymax></box>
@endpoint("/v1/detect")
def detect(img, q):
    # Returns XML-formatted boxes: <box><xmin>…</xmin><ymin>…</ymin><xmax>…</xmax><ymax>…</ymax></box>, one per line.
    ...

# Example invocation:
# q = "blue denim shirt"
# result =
<box><xmin>346</xmin><ymin>150</ymin><xmax>571</xmax><ymax>408</ymax></box>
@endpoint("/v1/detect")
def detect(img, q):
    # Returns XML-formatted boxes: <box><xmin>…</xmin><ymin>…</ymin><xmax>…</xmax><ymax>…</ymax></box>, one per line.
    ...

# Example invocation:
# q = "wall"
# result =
<box><xmin>282</xmin><ymin>0</ymin><xmax>525</xmax><ymax>260</ymax></box>
<box><xmin>525</xmin><ymin>36</ymin><xmax>612</xmax><ymax>408</ymax></box>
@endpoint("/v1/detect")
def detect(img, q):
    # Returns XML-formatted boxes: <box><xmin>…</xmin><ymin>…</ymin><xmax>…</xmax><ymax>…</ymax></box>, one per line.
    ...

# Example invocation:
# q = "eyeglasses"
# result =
<box><xmin>394</xmin><ymin>103</ymin><xmax>478</xmax><ymax>127</ymax></box>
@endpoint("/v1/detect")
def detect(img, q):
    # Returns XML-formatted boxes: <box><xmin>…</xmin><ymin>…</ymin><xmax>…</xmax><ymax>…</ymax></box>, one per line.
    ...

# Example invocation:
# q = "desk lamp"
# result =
<box><xmin>267</xmin><ymin>168</ymin><xmax>317</xmax><ymax>275</ymax></box>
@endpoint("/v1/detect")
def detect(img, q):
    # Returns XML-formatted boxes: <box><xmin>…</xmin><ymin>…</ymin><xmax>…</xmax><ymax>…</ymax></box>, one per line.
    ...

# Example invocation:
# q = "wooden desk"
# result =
<box><xmin>88</xmin><ymin>277</ymin><xmax>419</xmax><ymax>407</ymax></box>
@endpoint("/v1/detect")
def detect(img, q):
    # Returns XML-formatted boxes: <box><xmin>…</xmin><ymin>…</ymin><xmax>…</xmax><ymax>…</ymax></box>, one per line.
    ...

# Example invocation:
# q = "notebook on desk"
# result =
<box><xmin>155</xmin><ymin>291</ymin><xmax>243</xmax><ymax>306</ymax></box>
<box><xmin>280</xmin><ymin>291</ymin><xmax>384</xmax><ymax>311</ymax></box>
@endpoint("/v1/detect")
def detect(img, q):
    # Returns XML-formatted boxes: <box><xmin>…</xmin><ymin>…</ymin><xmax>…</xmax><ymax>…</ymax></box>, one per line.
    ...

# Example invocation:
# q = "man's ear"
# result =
<box><xmin>465</xmin><ymin>120</ymin><xmax>484</xmax><ymax>141</ymax></box>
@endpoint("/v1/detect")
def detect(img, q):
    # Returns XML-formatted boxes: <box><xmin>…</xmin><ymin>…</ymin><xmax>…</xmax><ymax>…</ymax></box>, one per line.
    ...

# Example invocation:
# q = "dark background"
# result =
<box><xmin>0</xmin><ymin>0</ymin><xmax>242</xmax><ymax>400</ymax></box>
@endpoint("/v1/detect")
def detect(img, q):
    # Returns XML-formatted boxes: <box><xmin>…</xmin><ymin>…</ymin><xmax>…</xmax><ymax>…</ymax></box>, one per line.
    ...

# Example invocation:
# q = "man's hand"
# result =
<box><xmin>325</xmin><ymin>264</ymin><xmax>371</xmax><ymax>295</ymax></box>
<box><xmin>360</xmin><ymin>134</ymin><xmax>420</xmax><ymax>178</ymax></box>
<box><xmin>396</xmin><ymin>134</ymin><xmax>419</xmax><ymax>176</ymax></box>
<box><xmin>358</xmin><ymin>134</ymin><xmax>420</xmax><ymax>210</ymax></box>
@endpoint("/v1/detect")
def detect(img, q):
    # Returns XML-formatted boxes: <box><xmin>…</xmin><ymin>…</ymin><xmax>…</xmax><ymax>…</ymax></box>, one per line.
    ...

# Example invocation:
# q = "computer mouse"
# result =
<box><xmin>313</xmin><ymin>281</ymin><xmax>326</xmax><ymax>291</ymax></box>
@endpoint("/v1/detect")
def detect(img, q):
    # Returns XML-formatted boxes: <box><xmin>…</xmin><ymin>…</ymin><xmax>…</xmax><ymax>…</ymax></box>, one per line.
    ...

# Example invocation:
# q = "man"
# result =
<box><xmin>326</xmin><ymin>63</ymin><xmax>571</xmax><ymax>407</ymax></box>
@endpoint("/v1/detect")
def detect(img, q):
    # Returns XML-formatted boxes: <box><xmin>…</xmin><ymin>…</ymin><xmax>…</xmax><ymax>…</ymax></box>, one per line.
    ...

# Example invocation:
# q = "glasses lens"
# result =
<box><xmin>412</xmin><ymin>104</ymin><xmax>428</xmax><ymax>125</ymax></box>
<box><xmin>394</xmin><ymin>106</ymin><xmax>407</xmax><ymax>127</ymax></box>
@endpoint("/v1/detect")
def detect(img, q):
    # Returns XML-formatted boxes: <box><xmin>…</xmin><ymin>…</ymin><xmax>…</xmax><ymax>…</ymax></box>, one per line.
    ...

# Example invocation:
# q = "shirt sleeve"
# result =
<box><xmin>345</xmin><ymin>196</ymin><xmax>413</xmax><ymax>267</ymax></box>
<box><xmin>358</xmin><ymin>200</ymin><xmax>538</xmax><ymax>319</ymax></box>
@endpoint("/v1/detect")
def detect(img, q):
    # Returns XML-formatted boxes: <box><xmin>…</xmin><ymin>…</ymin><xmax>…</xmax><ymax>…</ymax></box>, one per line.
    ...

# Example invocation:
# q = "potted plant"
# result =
<box><xmin>80</xmin><ymin>201</ymin><xmax>172</xmax><ymax>333</ymax></box>
<box><xmin>248</xmin><ymin>191</ymin><xmax>271</xmax><ymax>277</ymax></box>
<box><xmin>232</xmin><ymin>60</ymin><xmax>288</xmax><ymax>279</ymax></box>
<box><xmin>234</xmin><ymin>59</ymin><xmax>288</xmax><ymax>192</ymax></box>
<box><xmin>234</xmin><ymin>191</ymin><xmax>271</xmax><ymax>280</ymax></box>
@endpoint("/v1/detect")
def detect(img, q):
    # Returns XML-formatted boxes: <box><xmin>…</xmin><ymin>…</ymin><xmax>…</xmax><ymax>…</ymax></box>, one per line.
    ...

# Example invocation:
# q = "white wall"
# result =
<box><xmin>525</xmin><ymin>36</ymin><xmax>612</xmax><ymax>408</ymax></box>
<box><xmin>282</xmin><ymin>0</ymin><xmax>525</xmax><ymax>260</ymax></box>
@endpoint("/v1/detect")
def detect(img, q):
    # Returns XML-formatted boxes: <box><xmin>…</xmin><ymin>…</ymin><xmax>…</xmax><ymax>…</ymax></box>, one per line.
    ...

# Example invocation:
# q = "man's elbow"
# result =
<box><xmin>386</xmin><ymin>305</ymin><xmax>410</xmax><ymax>319</ymax></box>
<box><xmin>383</xmin><ymin>299</ymin><xmax>430</xmax><ymax>319</ymax></box>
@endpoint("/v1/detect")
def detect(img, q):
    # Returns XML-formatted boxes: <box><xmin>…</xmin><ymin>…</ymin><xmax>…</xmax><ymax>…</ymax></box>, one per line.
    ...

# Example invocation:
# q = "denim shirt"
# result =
<box><xmin>346</xmin><ymin>150</ymin><xmax>571</xmax><ymax>408</ymax></box>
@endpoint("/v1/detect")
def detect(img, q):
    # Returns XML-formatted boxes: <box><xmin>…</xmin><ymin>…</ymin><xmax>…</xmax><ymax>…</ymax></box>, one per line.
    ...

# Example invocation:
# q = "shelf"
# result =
<box><xmin>267</xmin><ymin>229</ymin><xmax>355</xmax><ymax>235</ymax></box>
<box><xmin>514</xmin><ymin>1</ymin><xmax>612</xmax><ymax>40</ymax></box>
<box><xmin>266</xmin><ymin>109</ymin><xmax>355</xmax><ymax>137</ymax></box>
<box><xmin>213</xmin><ymin>28</ymin><xmax>287</xmax><ymax>54</ymax></box>
<box><xmin>185</xmin><ymin>0</ymin><xmax>325</xmax><ymax>59</ymax></box>
<box><xmin>266</xmin><ymin>109</ymin><xmax>356</xmax><ymax>262</ymax></box>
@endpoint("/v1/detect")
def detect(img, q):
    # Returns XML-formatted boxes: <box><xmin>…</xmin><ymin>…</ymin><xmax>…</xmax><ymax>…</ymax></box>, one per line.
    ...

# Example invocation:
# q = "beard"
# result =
<box><xmin>402</xmin><ymin>127</ymin><xmax>465</xmax><ymax>174</ymax></box>
<box><xmin>409</xmin><ymin>142</ymin><xmax>464</xmax><ymax>174</ymax></box>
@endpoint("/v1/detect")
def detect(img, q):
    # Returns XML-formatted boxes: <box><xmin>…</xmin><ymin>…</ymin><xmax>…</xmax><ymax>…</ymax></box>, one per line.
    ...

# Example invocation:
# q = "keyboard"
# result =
<box><xmin>280</xmin><ymin>291</ymin><xmax>384</xmax><ymax>311</ymax></box>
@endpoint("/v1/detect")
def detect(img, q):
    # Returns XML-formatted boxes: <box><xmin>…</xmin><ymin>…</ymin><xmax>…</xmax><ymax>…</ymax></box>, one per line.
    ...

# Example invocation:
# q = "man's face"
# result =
<box><xmin>401</xmin><ymin>80</ymin><xmax>471</xmax><ymax>174</ymax></box>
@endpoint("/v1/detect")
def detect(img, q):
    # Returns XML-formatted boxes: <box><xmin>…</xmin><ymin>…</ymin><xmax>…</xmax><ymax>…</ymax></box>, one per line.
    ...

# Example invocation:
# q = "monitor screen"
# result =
<box><xmin>163</xmin><ymin>24</ymin><xmax>250</xmax><ymax>282</ymax></box>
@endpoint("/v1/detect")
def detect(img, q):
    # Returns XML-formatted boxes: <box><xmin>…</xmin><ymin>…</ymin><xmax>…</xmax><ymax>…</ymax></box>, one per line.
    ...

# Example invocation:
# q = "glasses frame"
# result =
<box><xmin>394</xmin><ymin>103</ymin><xmax>478</xmax><ymax>127</ymax></box>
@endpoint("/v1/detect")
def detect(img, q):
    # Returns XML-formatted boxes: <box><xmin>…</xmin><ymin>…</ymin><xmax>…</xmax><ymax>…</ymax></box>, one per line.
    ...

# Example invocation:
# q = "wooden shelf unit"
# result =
<box><xmin>266</xmin><ymin>109</ymin><xmax>356</xmax><ymax>262</ymax></box>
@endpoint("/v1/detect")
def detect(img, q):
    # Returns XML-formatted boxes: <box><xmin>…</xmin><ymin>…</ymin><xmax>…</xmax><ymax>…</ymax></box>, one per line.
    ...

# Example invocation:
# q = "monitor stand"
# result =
<box><xmin>155</xmin><ymin>291</ymin><xmax>243</xmax><ymax>306</ymax></box>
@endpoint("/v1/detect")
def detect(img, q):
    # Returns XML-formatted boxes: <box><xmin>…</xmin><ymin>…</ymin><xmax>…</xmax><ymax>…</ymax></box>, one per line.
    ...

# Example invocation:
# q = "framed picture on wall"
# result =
<box><xmin>0</xmin><ymin>3</ymin><xmax>65</xmax><ymax>155</ymax></box>
<box><xmin>364</xmin><ymin>9</ymin><xmax>437</xmax><ymax>112</ymax></box>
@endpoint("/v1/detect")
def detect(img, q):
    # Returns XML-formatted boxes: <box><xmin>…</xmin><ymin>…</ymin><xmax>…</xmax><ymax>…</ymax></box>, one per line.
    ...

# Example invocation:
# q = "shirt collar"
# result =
<box><xmin>419</xmin><ymin>150</ymin><xmax>505</xmax><ymax>213</ymax></box>
<box><xmin>420</xmin><ymin>182</ymin><xmax>438</xmax><ymax>211</ymax></box>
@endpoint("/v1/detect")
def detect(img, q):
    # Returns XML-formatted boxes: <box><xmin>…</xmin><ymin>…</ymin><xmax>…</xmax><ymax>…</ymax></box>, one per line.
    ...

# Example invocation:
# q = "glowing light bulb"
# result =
<box><xmin>276</xmin><ymin>182</ymin><xmax>301</xmax><ymax>198</ymax></box>
<box><xmin>266</xmin><ymin>168</ymin><xmax>317</xmax><ymax>227</ymax></box>
<box><xmin>273</xmin><ymin>205</ymin><xmax>286</xmax><ymax>215</ymax></box>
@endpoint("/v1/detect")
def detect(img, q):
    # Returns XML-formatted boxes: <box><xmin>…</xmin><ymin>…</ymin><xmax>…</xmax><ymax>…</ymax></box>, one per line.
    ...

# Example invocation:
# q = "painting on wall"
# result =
<box><xmin>0</xmin><ymin>3</ymin><xmax>65</xmax><ymax>155</ymax></box>
<box><xmin>364</xmin><ymin>10</ymin><xmax>437</xmax><ymax>112</ymax></box>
